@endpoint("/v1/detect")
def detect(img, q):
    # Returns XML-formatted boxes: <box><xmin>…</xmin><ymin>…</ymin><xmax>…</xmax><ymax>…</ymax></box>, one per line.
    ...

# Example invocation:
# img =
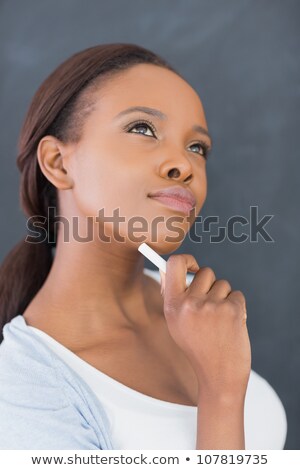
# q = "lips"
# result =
<box><xmin>148</xmin><ymin>185</ymin><xmax>196</xmax><ymax>215</ymax></box>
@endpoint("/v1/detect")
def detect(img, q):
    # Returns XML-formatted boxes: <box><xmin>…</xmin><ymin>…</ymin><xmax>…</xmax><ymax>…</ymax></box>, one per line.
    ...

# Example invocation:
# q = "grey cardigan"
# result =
<box><xmin>0</xmin><ymin>314</ymin><xmax>114</xmax><ymax>449</ymax></box>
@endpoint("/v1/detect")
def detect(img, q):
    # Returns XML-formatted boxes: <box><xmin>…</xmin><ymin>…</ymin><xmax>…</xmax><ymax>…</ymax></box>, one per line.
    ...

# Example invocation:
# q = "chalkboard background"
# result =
<box><xmin>0</xmin><ymin>0</ymin><xmax>299</xmax><ymax>449</ymax></box>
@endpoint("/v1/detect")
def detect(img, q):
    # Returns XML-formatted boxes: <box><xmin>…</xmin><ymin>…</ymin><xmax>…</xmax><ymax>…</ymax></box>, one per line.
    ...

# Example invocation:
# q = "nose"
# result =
<box><xmin>167</xmin><ymin>167</ymin><xmax>192</xmax><ymax>183</ymax></box>
<box><xmin>158</xmin><ymin>149</ymin><xmax>194</xmax><ymax>184</ymax></box>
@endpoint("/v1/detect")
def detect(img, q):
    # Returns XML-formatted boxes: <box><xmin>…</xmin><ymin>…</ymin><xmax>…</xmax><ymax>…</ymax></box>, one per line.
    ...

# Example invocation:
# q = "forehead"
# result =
<box><xmin>89</xmin><ymin>63</ymin><xmax>207</xmax><ymax>125</ymax></box>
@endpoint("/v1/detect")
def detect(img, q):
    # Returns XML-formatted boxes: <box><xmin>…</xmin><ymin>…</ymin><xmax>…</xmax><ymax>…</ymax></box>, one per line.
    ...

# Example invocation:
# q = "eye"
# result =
<box><xmin>189</xmin><ymin>141</ymin><xmax>210</xmax><ymax>160</ymax></box>
<box><xmin>123</xmin><ymin>119</ymin><xmax>211</xmax><ymax>160</ymax></box>
<box><xmin>125</xmin><ymin>119</ymin><xmax>156</xmax><ymax>138</ymax></box>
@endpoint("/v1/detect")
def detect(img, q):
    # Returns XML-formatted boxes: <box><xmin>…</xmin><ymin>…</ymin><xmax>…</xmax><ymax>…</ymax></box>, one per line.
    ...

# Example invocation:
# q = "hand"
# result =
<box><xmin>160</xmin><ymin>254</ymin><xmax>251</xmax><ymax>402</ymax></box>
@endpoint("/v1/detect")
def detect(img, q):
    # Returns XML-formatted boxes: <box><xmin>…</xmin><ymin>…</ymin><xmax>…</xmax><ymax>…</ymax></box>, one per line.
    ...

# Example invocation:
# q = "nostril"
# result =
<box><xmin>168</xmin><ymin>168</ymin><xmax>180</xmax><ymax>178</ymax></box>
<box><xmin>184</xmin><ymin>174</ymin><xmax>193</xmax><ymax>183</ymax></box>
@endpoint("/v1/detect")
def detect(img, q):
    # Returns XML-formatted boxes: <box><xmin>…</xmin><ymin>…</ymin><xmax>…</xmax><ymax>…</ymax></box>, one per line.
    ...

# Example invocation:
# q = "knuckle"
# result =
<box><xmin>233</xmin><ymin>290</ymin><xmax>246</xmax><ymax>305</ymax></box>
<box><xmin>218</xmin><ymin>279</ymin><xmax>232</xmax><ymax>290</ymax></box>
<box><xmin>219</xmin><ymin>299</ymin><xmax>237</xmax><ymax>315</ymax></box>
<box><xmin>181</xmin><ymin>297</ymin><xmax>198</xmax><ymax>315</ymax></box>
<box><xmin>203</xmin><ymin>298</ymin><xmax>217</xmax><ymax>312</ymax></box>
<box><xmin>201</xmin><ymin>266</ymin><xmax>215</xmax><ymax>277</ymax></box>
<box><xmin>234</xmin><ymin>289</ymin><xmax>245</xmax><ymax>298</ymax></box>
<box><xmin>181</xmin><ymin>295</ymin><xmax>207</xmax><ymax>316</ymax></box>
<box><xmin>216</xmin><ymin>298</ymin><xmax>227</xmax><ymax>310</ymax></box>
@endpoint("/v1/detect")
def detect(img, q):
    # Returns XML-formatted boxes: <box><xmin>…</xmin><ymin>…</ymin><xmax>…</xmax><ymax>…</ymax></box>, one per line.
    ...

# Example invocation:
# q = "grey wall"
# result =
<box><xmin>0</xmin><ymin>0</ymin><xmax>299</xmax><ymax>449</ymax></box>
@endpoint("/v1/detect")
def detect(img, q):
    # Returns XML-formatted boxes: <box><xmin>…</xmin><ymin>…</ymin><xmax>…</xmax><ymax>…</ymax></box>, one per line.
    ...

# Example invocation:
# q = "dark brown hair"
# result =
<box><xmin>0</xmin><ymin>43</ymin><xmax>179</xmax><ymax>341</ymax></box>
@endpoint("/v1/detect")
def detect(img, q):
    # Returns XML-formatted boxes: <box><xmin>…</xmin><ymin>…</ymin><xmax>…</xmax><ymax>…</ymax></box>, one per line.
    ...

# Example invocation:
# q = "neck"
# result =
<box><xmin>24</xmin><ymin>231</ymin><xmax>162</xmax><ymax>345</ymax></box>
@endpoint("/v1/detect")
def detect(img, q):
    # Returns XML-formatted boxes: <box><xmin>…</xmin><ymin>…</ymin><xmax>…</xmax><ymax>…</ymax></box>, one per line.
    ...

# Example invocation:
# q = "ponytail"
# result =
<box><xmin>0</xmin><ymin>239</ymin><xmax>53</xmax><ymax>342</ymax></box>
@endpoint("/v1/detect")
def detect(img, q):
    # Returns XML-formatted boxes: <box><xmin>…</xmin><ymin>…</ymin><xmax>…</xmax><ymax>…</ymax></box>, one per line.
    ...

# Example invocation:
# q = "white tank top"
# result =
<box><xmin>27</xmin><ymin>268</ymin><xmax>287</xmax><ymax>450</ymax></box>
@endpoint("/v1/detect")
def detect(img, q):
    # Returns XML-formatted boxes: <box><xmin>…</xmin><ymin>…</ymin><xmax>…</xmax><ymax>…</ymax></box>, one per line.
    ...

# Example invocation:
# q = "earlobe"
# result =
<box><xmin>37</xmin><ymin>136</ymin><xmax>73</xmax><ymax>190</ymax></box>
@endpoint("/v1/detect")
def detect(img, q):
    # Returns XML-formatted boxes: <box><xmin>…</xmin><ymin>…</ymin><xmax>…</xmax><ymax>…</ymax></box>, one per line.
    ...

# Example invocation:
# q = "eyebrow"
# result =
<box><xmin>114</xmin><ymin>106</ymin><xmax>213</xmax><ymax>148</ymax></box>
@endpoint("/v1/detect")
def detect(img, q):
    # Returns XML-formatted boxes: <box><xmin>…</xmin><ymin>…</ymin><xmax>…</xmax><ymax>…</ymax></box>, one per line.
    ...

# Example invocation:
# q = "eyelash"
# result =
<box><xmin>123</xmin><ymin>119</ymin><xmax>211</xmax><ymax>160</ymax></box>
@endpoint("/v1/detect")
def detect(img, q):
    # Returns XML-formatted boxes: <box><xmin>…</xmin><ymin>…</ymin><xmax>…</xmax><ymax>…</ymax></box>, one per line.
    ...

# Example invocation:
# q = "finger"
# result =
<box><xmin>207</xmin><ymin>279</ymin><xmax>232</xmax><ymax>300</ymax></box>
<box><xmin>227</xmin><ymin>290</ymin><xmax>247</xmax><ymax>318</ymax></box>
<box><xmin>164</xmin><ymin>254</ymin><xmax>200</xmax><ymax>301</ymax></box>
<box><xmin>188</xmin><ymin>266</ymin><xmax>216</xmax><ymax>296</ymax></box>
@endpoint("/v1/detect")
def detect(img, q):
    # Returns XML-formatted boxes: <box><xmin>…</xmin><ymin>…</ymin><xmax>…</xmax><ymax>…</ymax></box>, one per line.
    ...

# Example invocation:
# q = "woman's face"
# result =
<box><xmin>64</xmin><ymin>63</ymin><xmax>212</xmax><ymax>253</ymax></box>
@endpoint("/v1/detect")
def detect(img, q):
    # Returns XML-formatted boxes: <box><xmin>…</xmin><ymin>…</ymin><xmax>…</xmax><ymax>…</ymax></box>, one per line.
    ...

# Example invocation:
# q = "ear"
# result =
<box><xmin>36</xmin><ymin>135</ymin><xmax>74</xmax><ymax>190</ymax></box>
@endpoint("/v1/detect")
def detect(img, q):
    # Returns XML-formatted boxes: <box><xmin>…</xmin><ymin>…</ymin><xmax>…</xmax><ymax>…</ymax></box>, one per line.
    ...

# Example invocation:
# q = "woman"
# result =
<box><xmin>0</xmin><ymin>43</ymin><xmax>287</xmax><ymax>450</ymax></box>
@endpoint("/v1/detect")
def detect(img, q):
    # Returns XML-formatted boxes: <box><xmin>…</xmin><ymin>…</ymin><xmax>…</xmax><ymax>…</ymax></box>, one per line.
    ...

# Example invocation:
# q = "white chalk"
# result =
<box><xmin>138</xmin><ymin>242</ymin><xmax>167</xmax><ymax>273</ymax></box>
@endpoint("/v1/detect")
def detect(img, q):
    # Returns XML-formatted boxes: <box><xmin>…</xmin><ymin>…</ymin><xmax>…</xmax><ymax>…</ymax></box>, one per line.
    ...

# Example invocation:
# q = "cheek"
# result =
<box><xmin>71</xmin><ymin>155</ymin><xmax>117</xmax><ymax>217</ymax></box>
<box><xmin>72</xmin><ymin>156</ymin><xmax>147</xmax><ymax>220</ymax></box>
<box><xmin>199</xmin><ymin>174</ymin><xmax>207</xmax><ymax>206</ymax></box>
<box><xmin>194</xmin><ymin>165</ymin><xmax>207</xmax><ymax>204</ymax></box>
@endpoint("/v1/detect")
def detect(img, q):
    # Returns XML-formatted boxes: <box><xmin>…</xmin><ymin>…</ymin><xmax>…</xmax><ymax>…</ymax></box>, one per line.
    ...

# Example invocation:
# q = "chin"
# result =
<box><xmin>140</xmin><ymin>238</ymin><xmax>184</xmax><ymax>256</ymax></box>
